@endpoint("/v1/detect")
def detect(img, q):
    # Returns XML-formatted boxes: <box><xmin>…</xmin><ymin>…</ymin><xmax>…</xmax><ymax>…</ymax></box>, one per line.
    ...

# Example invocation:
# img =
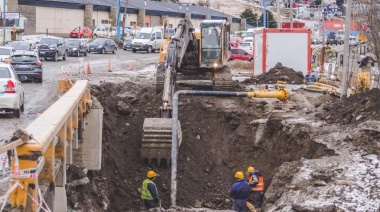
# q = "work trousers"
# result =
<box><xmin>233</xmin><ymin>199</ymin><xmax>247</xmax><ymax>212</ymax></box>
<box><xmin>252</xmin><ymin>191</ymin><xmax>264</xmax><ymax>208</ymax></box>
<box><xmin>143</xmin><ymin>200</ymin><xmax>156</xmax><ymax>209</ymax></box>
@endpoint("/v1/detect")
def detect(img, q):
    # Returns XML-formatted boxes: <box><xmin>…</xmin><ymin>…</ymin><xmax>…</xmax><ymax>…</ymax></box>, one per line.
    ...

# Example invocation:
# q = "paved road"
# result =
<box><xmin>0</xmin><ymin>49</ymin><xmax>159</xmax><ymax>143</ymax></box>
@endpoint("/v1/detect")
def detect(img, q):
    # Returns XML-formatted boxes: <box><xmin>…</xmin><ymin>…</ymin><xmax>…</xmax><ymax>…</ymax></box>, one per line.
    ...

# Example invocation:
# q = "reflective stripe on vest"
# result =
<box><xmin>141</xmin><ymin>179</ymin><xmax>157</xmax><ymax>200</ymax></box>
<box><xmin>252</xmin><ymin>176</ymin><xmax>264</xmax><ymax>192</ymax></box>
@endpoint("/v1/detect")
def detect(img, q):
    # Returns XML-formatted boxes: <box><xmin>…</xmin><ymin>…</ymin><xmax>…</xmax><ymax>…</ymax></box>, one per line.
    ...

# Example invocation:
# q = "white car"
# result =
<box><xmin>349</xmin><ymin>36</ymin><xmax>359</xmax><ymax>46</ymax></box>
<box><xmin>238</xmin><ymin>42</ymin><xmax>253</xmax><ymax>54</ymax></box>
<box><xmin>0</xmin><ymin>64</ymin><xmax>25</xmax><ymax>118</ymax></box>
<box><xmin>0</xmin><ymin>46</ymin><xmax>15</xmax><ymax>62</ymax></box>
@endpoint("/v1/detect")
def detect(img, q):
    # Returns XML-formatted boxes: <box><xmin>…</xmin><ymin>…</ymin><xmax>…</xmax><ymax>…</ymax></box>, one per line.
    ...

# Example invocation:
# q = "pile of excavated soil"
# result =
<box><xmin>227</xmin><ymin>60</ymin><xmax>253</xmax><ymax>70</ymax></box>
<box><xmin>66</xmin><ymin>81</ymin><xmax>334</xmax><ymax>211</ymax></box>
<box><xmin>244</xmin><ymin>63</ymin><xmax>305</xmax><ymax>84</ymax></box>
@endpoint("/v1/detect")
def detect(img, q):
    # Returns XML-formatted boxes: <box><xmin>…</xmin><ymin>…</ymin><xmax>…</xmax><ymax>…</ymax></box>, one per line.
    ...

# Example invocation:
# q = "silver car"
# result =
<box><xmin>0</xmin><ymin>64</ymin><xmax>25</xmax><ymax>118</ymax></box>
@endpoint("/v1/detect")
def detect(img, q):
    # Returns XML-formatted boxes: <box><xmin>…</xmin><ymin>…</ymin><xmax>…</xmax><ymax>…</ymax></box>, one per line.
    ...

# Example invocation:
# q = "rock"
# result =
<box><xmin>313</xmin><ymin>180</ymin><xmax>327</xmax><ymax>186</ymax></box>
<box><xmin>335</xmin><ymin>179</ymin><xmax>356</xmax><ymax>186</ymax></box>
<box><xmin>260</xmin><ymin>101</ymin><xmax>268</xmax><ymax>105</ymax></box>
<box><xmin>279</xmin><ymin>75</ymin><xmax>290</xmax><ymax>81</ymax></box>
<box><xmin>274</xmin><ymin>62</ymin><xmax>284</xmax><ymax>69</ymax></box>
<box><xmin>356</xmin><ymin>115</ymin><xmax>363</xmax><ymax>121</ymax></box>
<box><xmin>137</xmin><ymin>188</ymin><xmax>142</xmax><ymax>194</ymax></box>
<box><xmin>194</xmin><ymin>200</ymin><xmax>202</xmax><ymax>208</ymax></box>
<box><xmin>66</xmin><ymin>177</ymin><xmax>90</xmax><ymax>187</ymax></box>
<box><xmin>116</xmin><ymin>101</ymin><xmax>132</xmax><ymax>115</ymax></box>
<box><xmin>203</xmin><ymin>202</ymin><xmax>214</xmax><ymax>208</ymax></box>
<box><xmin>196</xmin><ymin>134</ymin><xmax>201</xmax><ymax>140</ymax></box>
<box><xmin>326</xmin><ymin>115</ymin><xmax>332</xmax><ymax>120</ymax></box>
<box><xmin>342</xmin><ymin>114</ymin><xmax>353</xmax><ymax>124</ymax></box>
<box><xmin>224</xmin><ymin>198</ymin><xmax>231</xmax><ymax>204</ymax></box>
<box><xmin>292</xmin><ymin>203</ymin><xmax>315</xmax><ymax>212</ymax></box>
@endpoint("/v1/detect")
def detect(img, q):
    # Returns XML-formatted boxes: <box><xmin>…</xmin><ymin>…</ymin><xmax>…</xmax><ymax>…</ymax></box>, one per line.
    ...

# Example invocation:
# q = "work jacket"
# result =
<box><xmin>229</xmin><ymin>179</ymin><xmax>251</xmax><ymax>200</ymax></box>
<box><xmin>141</xmin><ymin>179</ymin><xmax>159</xmax><ymax>201</ymax></box>
<box><xmin>248</xmin><ymin>170</ymin><xmax>264</xmax><ymax>192</ymax></box>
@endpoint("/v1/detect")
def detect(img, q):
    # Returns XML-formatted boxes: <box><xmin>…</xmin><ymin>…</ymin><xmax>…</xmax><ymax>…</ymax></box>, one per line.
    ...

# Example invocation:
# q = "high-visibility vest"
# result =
<box><xmin>141</xmin><ymin>179</ymin><xmax>157</xmax><ymax>200</ymax></box>
<box><xmin>249</xmin><ymin>174</ymin><xmax>264</xmax><ymax>192</ymax></box>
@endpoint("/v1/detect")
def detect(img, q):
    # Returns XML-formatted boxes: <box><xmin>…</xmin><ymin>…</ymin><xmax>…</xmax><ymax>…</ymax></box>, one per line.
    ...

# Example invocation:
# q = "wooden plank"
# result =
<box><xmin>0</xmin><ymin>139</ymin><xmax>24</xmax><ymax>154</ymax></box>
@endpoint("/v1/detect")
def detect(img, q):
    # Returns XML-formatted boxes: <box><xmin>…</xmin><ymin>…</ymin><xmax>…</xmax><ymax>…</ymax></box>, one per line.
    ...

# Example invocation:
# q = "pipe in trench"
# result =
<box><xmin>170</xmin><ymin>89</ymin><xmax>289</xmax><ymax>206</ymax></box>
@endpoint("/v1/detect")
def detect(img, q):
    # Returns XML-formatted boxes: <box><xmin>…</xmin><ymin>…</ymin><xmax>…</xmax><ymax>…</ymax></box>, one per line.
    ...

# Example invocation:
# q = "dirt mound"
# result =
<box><xmin>319</xmin><ymin>88</ymin><xmax>380</xmax><ymax>125</ymax></box>
<box><xmin>66</xmin><ymin>81</ymin><xmax>334</xmax><ymax>211</ymax></box>
<box><xmin>227</xmin><ymin>60</ymin><xmax>253</xmax><ymax>70</ymax></box>
<box><xmin>244</xmin><ymin>63</ymin><xmax>305</xmax><ymax>84</ymax></box>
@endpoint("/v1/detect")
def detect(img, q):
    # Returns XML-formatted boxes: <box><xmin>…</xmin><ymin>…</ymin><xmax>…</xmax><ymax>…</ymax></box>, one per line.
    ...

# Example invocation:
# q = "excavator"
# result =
<box><xmin>141</xmin><ymin>18</ymin><xmax>289</xmax><ymax>166</ymax></box>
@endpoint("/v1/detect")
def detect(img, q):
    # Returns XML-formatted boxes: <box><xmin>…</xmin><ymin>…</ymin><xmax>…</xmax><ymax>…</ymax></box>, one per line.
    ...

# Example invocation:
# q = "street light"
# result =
<box><xmin>116</xmin><ymin>0</ymin><xmax>121</xmax><ymax>41</ymax></box>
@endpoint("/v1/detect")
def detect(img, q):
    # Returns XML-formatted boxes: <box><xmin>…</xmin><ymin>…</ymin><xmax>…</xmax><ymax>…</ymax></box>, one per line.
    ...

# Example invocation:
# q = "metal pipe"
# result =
<box><xmin>341</xmin><ymin>0</ymin><xmax>352</xmax><ymax>100</ymax></box>
<box><xmin>171</xmin><ymin>89</ymin><xmax>289</xmax><ymax>205</ymax></box>
<box><xmin>263</xmin><ymin>0</ymin><xmax>267</xmax><ymax>28</ymax></box>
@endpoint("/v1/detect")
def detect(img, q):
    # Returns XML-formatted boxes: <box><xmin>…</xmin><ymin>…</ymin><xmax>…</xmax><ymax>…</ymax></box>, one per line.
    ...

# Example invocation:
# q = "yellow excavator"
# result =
<box><xmin>141</xmin><ymin>18</ymin><xmax>289</xmax><ymax>166</ymax></box>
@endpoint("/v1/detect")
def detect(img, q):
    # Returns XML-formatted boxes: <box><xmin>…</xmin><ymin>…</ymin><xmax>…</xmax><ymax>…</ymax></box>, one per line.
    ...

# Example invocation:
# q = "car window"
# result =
<box><xmin>239</xmin><ymin>49</ymin><xmax>247</xmax><ymax>54</ymax></box>
<box><xmin>40</xmin><ymin>38</ymin><xmax>58</xmax><ymax>45</ymax></box>
<box><xmin>156</xmin><ymin>32</ymin><xmax>162</xmax><ymax>39</ymax></box>
<box><xmin>240</xmin><ymin>43</ymin><xmax>250</xmax><ymax>47</ymax></box>
<box><xmin>231</xmin><ymin>49</ymin><xmax>238</xmax><ymax>54</ymax></box>
<box><xmin>11</xmin><ymin>55</ymin><xmax>37</xmax><ymax>62</ymax></box>
<box><xmin>0</xmin><ymin>48</ymin><xmax>11</xmax><ymax>55</ymax></box>
<box><xmin>0</xmin><ymin>67</ymin><xmax>11</xmax><ymax>78</ymax></box>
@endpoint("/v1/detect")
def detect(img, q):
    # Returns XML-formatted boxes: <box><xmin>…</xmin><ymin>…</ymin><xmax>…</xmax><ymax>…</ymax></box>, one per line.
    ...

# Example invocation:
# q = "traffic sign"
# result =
<box><xmin>1</xmin><ymin>12</ymin><xmax>20</xmax><ymax>19</ymax></box>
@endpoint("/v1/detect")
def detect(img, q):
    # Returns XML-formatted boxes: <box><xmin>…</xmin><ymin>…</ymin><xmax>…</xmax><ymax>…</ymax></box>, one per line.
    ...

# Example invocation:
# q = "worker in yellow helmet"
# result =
<box><xmin>247</xmin><ymin>166</ymin><xmax>264</xmax><ymax>208</ymax></box>
<box><xmin>141</xmin><ymin>170</ymin><xmax>160</xmax><ymax>209</ymax></box>
<box><xmin>229</xmin><ymin>171</ymin><xmax>251</xmax><ymax>212</ymax></box>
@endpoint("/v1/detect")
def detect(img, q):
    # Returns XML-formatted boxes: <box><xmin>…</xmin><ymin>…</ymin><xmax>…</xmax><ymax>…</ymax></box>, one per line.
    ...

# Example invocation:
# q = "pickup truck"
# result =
<box><xmin>38</xmin><ymin>37</ymin><xmax>68</xmax><ymax>61</ymax></box>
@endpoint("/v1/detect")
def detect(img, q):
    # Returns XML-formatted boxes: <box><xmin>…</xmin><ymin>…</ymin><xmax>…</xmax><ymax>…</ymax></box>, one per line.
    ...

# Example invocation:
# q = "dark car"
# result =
<box><xmin>8</xmin><ymin>41</ymin><xmax>34</xmax><ymax>51</ymax></box>
<box><xmin>9</xmin><ymin>51</ymin><xmax>43</xmax><ymax>83</ymax></box>
<box><xmin>38</xmin><ymin>37</ymin><xmax>68</xmax><ymax>61</ymax></box>
<box><xmin>228</xmin><ymin>48</ymin><xmax>253</xmax><ymax>62</ymax></box>
<box><xmin>326</xmin><ymin>33</ymin><xmax>338</xmax><ymax>45</ymax></box>
<box><xmin>66</xmin><ymin>39</ymin><xmax>88</xmax><ymax>57</ymax></box>
<box><xmin>88</xmin><ymin>38</ymin><xmax>117</xmax><ymax>54</ymax></box>
<box><xmin>123</xmin><ymin>37</ymin><xmax>134</xmax><ymax>50</ymax></box>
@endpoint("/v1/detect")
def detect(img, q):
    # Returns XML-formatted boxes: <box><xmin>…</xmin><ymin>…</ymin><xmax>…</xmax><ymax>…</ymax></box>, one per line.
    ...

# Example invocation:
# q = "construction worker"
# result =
<box><xmin>141</xmin><ymin>170</ymin><xmax>160</xmax><ymax>209</ymax></box>
<box><xmin>247</xmin><ymin>166</ymin><xmax>264</xmax><ymax>208</ymax></box>
<box><xmin>229</xmin><ymin>171</ymin><xmax>251</xmax><ymax>212</ymax></box>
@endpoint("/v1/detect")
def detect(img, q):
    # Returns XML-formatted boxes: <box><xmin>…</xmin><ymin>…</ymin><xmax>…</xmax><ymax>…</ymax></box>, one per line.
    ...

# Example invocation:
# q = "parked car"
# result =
<box><xmin>69</xmin><ymin>26</ymin><xmax>92</xmax><ymax>38</ymax></box>
<box><xmin>230</xmin><ymin>36</ymin><xmax>243</xmax><ymax>47</ymax></box>
<box><xmin>93</xmin><ymin>26</ymin><xmax>110</xmax><ymax>37</ymax></box>
<box><xmin>131</xmin><ymin>27</ymin><xmax>163</xmax><ymax>53</ymax></box>
<box><xmin>9</xmin><ymin>51</ymin><xmax>43</xmax><ymax>83</ymax></box>
<box><xmin>38</xmin><ymin>37</ymin><xmax>68</xmax><ymax>61</ymax></box>
<box><xmin>228</xmin><ymin>48</ymin><xmax>253</xmax><ymax>62</ymax></box>
<box><xmin>326</xmin><ymin>32</ymin><xmax>338</xmax><ymax>45</ymax></box>
<box><xmin>8</xmin><ymin>41</ymin><xmax>34</xmax><ymax>51</ymax></box>
<box><xmin>66</xmin><ymin>39</ymin><xmax>88</xmax><ymax>57</ymax></box>
<box><xmin>0</xmin><ymin>46</ymin><xmax>15</xmax><ymax>62</ymax></box>
<box><xmin>0</xmin><ymin>63</ymin><xmax>25</xmax><ymax>118</ymax></box>
<box><xmin>88</xmin><ymin>38</ymin><xmax>117</xmax><ymax>54</ymax></box>
<box><xmin>311</xmin><ymin>36</ymin><xmax>321</xmax><ymax>45</ymax></box>
<box><xmin>349</xmin><ymin>36</ymin><xmax>359</xmax><ymax>46</ymax></box>
<box><xmin>123</xmin><ymin>37</ymin><xmax>134</xmax><ymax>50</ymax></box>
<box><xmin>238</xmin><ymin>42</ymin><xmax>253</xmax><ymax>54</ymax></box>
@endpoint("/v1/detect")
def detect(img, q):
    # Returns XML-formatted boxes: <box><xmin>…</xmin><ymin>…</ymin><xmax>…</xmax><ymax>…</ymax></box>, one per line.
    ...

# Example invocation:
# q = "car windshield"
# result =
<box><xmin>11</xmin><ymin>55</ymin><xmax>37</xmax><ymax>62</ymax></box>
<box><xmin>67</xmin><ymin>40</ymin><xmax>81</xmax><ymax>46</ymax></box>
<box><xmin>40</xmin><ymin>38</ymin><xmax>58</xmax><ymax>45</ymax></box>
<box><xmin>0</xmin><ymin>67</ymin><xmax>10</xmax><ymax>78</ymax></box>
<box><xmin>92</xmin><ymin>39</ymin><xmax>106</xmax><ymax>44</ymax></box>
<box><xmin>240</xmin><ymin>43</ymin><xmax>250</xmax><ymax>47</ymax></box>
<box><xmin>9</xmin><ymin>42</ymin><xmax>30</xmax><ymax>50</ymax></box>
<box><xmin>328</xmin><ymin>34</ymin><xmax>335</xmax><ymax>39</ymax></box>
<box><xmin>230</xmin><ymin>37</ymin><xmax>238</xmax><ymax>41</ymax></box>
<box><xmin>135</xmin><ymin>33</ymin><xmax>151</xmax><ymax>39</ymax></box>
<box><xmin>0</xmin><ymin>48</ymin><xmax>11</xmax><ymax>55</ymax></box>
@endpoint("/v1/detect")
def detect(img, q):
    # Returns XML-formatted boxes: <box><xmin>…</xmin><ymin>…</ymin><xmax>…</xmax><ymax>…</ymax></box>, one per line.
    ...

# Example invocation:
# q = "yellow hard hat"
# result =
<box><xmin>247</xmin><ymin>166</ymin><xmax>255</xmax><ymax>172</ymax></box>
<box><xmin>147</xmin><ymin>170</ymin><xmax>157</xmax><ymax>178</ymax></box>
<box><xmin>235</xmin><ymin>171</ymin><xmax>244</xmax><ymax>179</ymax></box>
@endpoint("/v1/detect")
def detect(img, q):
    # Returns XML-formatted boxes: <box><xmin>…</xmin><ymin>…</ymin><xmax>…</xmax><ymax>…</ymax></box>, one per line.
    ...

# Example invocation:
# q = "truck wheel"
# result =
<box><xmin>112</xmin><ymin>48</ymin><xmax>116</xmax><ymax>54</ymax></box>
<box><xmin>249</xmin><ymin>58</ymin><xmax>253</xmax><ymax>62</ymax></box>
<box><xmin>84</xmin><ymin>51</ymin><xmax>87</xmax><ymax>56</ymax></box>
<box><xmin>54</xmin><ymin>52</ymin><xmax>58</xmax><ymax>62</ymax></box>
<box><xmin>101</xmin><ymin>48</ymin><xmax>105</xmax><ymax>54</ymax></box>
<box><xmin>13</xmin><ymin>108</ymin><xmax>21</xmax><ymax>118</ymax></box>
<box><xmin>147</xmin><ymin>46</ymin><xmax>152</xmax><ymax>53</ymax></box>
<box><xmin>63</xmin><ymin>51</ymin><xmax>67</xmax><ymax>60</ymax></box>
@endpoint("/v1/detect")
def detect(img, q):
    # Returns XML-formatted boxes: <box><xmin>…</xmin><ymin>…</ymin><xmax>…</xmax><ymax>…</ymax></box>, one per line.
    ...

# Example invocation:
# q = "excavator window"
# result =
<box><xmin>201</xmin><ymin>26</ymin><xmax>222</xmax><ymax>61</ymax></box>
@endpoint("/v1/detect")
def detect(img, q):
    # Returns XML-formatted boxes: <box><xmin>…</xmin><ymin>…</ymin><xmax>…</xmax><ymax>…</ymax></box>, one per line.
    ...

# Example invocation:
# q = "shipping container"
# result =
<box><xmin>253</xmin><ymin>28</ymin><xmax>311</xmax><ymax>76</ymax></box>
<box><xmin>281</xmin><ymin>22</ymin><xmax>305</xmax><ymax>29</ymax></box>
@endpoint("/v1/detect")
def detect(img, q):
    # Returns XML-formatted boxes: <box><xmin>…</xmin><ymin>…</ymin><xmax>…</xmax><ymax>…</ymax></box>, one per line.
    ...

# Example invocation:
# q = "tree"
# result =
<box><xmin>240</xmin><ymin>7</ymin><xmax>259</xmax><ymax>26</ymax></box>
<box><xmin>259</xmin><ymin>10</ymin><xmax>277</xmax><ymax>28</ymax></box>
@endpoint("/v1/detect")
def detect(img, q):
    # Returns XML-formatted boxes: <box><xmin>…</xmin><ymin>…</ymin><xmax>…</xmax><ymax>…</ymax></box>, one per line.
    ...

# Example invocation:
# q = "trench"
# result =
<box><xmin>66</xmin><ymin>82</ymin><xmax>335</xmax><ymax>211</ymax></box>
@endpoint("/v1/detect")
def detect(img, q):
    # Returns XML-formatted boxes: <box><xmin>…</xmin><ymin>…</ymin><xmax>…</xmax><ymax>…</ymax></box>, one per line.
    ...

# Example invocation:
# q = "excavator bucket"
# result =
<box><xmin>141</xmin><ymin>118</ymin><xmax>182</xmax><ymax>166</ymax></box>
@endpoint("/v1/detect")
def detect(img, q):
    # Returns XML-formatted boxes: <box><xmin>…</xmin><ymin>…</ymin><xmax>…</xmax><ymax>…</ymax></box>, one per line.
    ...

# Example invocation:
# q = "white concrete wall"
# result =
<box><xmin>93</xmin><ymin>11</ymin><xmax>110</xmax><ymax>26</ymax></box>
<box><xmin>119</xmin><ymin>13</ymin><xmax>137</xmax><ymax>26</ymax></box>
<box><xmin>36</xmin><ymin>7</ymin><xmax>84</xmax><ymax>34</ymax></box>
<box><xmin>191</xmin><ymin>18</ymin><xmax>205</xmax><ymax>29</ymax></box>
<box><xmin>166</xmin><ymin>17</ymin><xmax>184</xmax><ymax>28</ymax></box>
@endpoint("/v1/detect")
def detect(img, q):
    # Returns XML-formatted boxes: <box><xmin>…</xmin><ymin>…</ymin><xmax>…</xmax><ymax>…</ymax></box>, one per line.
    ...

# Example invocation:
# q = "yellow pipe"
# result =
<box><xmin>314</xmin><ymin>82</ymin><xmax>338</xmax><ymax>89</ymax></box>
<box><xmin>276</xmin><ymin>81</ymin><xmax>287</xmax><ymax>84</ymax></box>
<box><xmin>247</xmin><ymin>88</ymin><xmax>290</xmax><ymax>101</ymax></box>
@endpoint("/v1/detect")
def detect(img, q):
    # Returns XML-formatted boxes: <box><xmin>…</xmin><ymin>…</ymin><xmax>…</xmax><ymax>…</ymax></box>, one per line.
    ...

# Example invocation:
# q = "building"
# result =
<box><xmin>5</xmin><ymin>0</ymin><xmax>244</xmax><ymax>37</ymax></box>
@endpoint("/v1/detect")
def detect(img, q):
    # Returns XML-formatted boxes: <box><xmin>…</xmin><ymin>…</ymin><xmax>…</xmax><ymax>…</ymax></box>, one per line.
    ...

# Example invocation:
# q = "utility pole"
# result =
<box><xmin>122</xmin><ymin>0</ymin><xmax>128</xmax><ymax>37</ymax></box>
<box><xmin>341</xmin><ymin>0</ymin><xmax>352</xmax><ymax>100</ymax></box>
<box><xmin>207</xmin><ymin>0</ymin><xmax>210</xmax><ymax>19</ymax></box>
<box><xmin>263</xmin><ymin>0</ymin><xmax>267</xmax><ymax>27</ymax></box>
<box><xmin>321</xmin><ymin>6</ymin><xmax>325</xmax><ymax>74</ymax></box>
<box><xmin>116</xmin><ymin>0</ymin><xmax>121</xmax><ymax>41</ymax></box>
<box><xmin>290</xmin><ymin>0</ymin><xmax>293</xmax><ymax>28</ymax></box>
<box><xmin>2</xmin><ymin>0</ymin><xmax>6</xmax><ymax>45</ymax></box>
<box><xmin>277</xmin><ymin>0</ymin><xmax>281</xmax><ymax>27</ymax></box>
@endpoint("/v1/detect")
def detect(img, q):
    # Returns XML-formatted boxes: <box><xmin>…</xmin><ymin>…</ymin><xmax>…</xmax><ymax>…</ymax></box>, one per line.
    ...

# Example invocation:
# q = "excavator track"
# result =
<box><xmin>141</xmin><ymin>118</ymin><xmax>182</xmax><ymax>167</ymax></box>
<box><xmin>156</xmin><ymin>65</ymin><xmax>165</xmax><ymax>94</ymax></box>
<box><xmin>213</xmin><ymin>65</ymin><xmax>234</xmax><ymax>91</ymax></box>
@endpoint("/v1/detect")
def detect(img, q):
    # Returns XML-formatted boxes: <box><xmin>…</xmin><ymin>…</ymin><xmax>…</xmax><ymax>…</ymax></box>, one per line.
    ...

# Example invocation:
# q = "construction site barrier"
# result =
<box><xmin>0</xmin><ymin>80</ymin><xmax>92</xmax><ymax>211</ymax></box>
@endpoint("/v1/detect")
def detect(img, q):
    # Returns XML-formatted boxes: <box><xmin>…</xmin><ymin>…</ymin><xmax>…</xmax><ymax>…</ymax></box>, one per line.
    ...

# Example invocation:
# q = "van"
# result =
<box><xmin>93</xmin><ymin>25</ymin><xmax>110</xmax><ymax>38</ymax></box>
<box><xmin>131</xmin><ymin>27</ymin><xmax>164</xmax><ymax>53</ymax></box>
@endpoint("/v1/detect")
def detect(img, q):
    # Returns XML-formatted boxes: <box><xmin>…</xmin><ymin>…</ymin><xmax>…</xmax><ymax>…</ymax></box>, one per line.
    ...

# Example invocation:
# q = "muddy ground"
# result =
<box><xmin>65</xmin><ymin>65</ymin><xmax>380</xmax><ymax>211</ymax></box>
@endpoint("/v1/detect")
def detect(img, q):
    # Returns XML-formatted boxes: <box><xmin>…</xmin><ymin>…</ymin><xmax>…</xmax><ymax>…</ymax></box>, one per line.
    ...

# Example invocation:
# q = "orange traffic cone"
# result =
<box><xmin>87</xmin><ymin>62</ymin><xmax>91</xmax><ymax>74</ymax></box>
<box><xmin>129</xmin><ymin>60</ymin><xmax>134</xmax><ymax>71</ymax></box>
<box><xmin>108</xmin><ymin>58</ymin><xmax>112</xmax><ymax>72</ymax></box>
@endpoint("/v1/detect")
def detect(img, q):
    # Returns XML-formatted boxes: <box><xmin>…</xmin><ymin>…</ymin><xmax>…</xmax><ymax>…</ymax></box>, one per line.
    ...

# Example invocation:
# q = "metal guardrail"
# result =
<box><xmin>0</xmin><ymin>80</ymin><xmax>91</xmax><ymax>211</ymax></box>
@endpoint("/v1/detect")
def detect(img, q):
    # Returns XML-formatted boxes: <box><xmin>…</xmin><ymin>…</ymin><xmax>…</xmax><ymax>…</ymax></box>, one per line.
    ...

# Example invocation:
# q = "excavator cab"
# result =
<box><xmin>200</xmin><ymin>20</ymin><xmax>230</xmax><ymax>69</ymax></box>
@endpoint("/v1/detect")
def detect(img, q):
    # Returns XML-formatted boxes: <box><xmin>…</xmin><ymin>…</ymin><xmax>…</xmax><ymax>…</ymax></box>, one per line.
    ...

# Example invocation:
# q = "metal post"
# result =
<box><xmin>263</xmin><ymin>0</ymin><xmax>267</xmax><ymax>28</ymax></box>
<box><xmin>122</xmin><ymin>0</ymin><xmax>128</xmax><ymax>37</ymax></box>
<box><xmin>116</xmin><ymin>0</ymin><xmax>121</xmax><ymax>41</ymax></box>
<box><xmin>2</xmin><ymin>0</ymin><xmax>6</xmax><ymax>45</ymax></box>
<box><xmin>207</xmin><ymin>0</ymin><xmax>210</xmax><ymax>19</ymax></box>
<box><xmin>290</xmin><ymin>0</ymin><xmax>293</xmax><ymax>29</ymax></box>
<box><xmin>341</xmin><ymin>0</ymin><xmax>352</xmax><ymax>100</ymax></box>
<box><xmin>277</xmin><ymin>0</ymin><xmax>281</xmax><ymax>27</ymax></box>
<box><xmin>321</xmin><ymin>7</ymin><xmax>325</xmax><ymax>74</ymax></box>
